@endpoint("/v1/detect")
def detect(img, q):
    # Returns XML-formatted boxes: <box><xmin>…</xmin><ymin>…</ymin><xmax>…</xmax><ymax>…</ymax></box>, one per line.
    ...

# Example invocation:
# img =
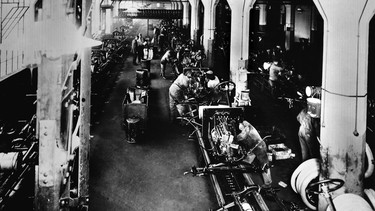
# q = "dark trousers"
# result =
<box><xmin>137</xmin><ymin>46</ymin><xmax>144</xmax><ymax>63</ymax></box>
<box><xmin>132</xmin><ymin>52</ymin><xmax>137</xmax><ymax>65</ymax></box>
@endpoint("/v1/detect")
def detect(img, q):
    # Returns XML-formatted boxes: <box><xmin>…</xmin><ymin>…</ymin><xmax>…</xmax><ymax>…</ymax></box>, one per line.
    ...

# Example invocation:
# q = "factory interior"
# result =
<box><xmin>0</xmin><ymin>0</ymin><xmax>375</xmax><ymax>210</ymax></box>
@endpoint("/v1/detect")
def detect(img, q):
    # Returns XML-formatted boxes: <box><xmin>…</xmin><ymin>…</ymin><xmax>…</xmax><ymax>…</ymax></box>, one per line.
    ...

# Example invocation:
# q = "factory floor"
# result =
<box><xmin>88</xmin><ymin>54</ymin><xmax>306</xmax><ymax>211</ymax></box>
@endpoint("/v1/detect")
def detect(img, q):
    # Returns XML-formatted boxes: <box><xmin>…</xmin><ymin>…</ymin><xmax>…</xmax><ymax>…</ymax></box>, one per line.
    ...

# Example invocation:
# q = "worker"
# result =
<box><xmin>169</xmin><ymin>69</ymin><xmax>194</xmax><ymax>122</ymax></box>
<box><xmin>160</xmin><ymin>49</ymin><xmax>175</xmax><ymax>79</ymax></box>
<box><xmin>143</xmin><ymin>40</ymin><xmax>153</xmax><ymax>60</ymax></box>
<box><xmin>268</xmin><ymin>58</ymin><xmax>283</xmax><ymax>98</ymax></box>
<box><xmin>297</xmin><ymin>108</ymin><xmax>320</xmax><ymax>161</ymax></box>
<box><xmin>137</xmin><ymin>33</ymin><xmax>144</xmax><ymax>64</ymax></box>
<box><xmin>153</xmin><ymin>26</ymin><xmax>160</xmax><ymax>45</ymax></box>
<box><xmin>203</xmin><ymin>70</ymin><xmax>221</xmax><ymax>104</ymax></box>
<box><xmin>131</xmin><ymin>35</ymin><xmax>139</xmax><ymax>65</ymax></box>
<box><xmin>236</xmin><ymin>120</ymin><xmax>272</xmax><ymax>188</ymax></box>
<box><xmin>205</xmin><ymin>70</ymin><xmax>220</xmax><ymax>89</ymax></box>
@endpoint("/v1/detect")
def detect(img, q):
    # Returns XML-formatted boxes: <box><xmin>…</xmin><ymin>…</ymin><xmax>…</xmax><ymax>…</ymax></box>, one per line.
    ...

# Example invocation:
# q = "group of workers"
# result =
<box><xmin>168</xmin><ymin>69</ymin><xmax>220</xmax><ymax>122</ymax></box>
<box><xmin>259</xmin><ymin>47</ymin><xmax>321</xmax><ymax>162</ymax></box>
<box><xmin>131</xmin><ymin>33</ymin><xmax>154</xmax><ymax>65</ymax></box>
<box><xmin>127</xmin><ymin>22</ymin><xmax>319</xmax><ymax>189</ymax></box>
<box><xmin>263</xmin><ymin>61</ymin><xmax>321</xmax><ymax>162</ymax></box>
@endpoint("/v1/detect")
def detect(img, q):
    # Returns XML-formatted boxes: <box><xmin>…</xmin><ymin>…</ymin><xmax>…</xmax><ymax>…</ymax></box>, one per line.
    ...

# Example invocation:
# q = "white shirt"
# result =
<box><xmin>207</xmin><ymin>76</ymin><xmax>220</xmax><ymax>89</ymax></box>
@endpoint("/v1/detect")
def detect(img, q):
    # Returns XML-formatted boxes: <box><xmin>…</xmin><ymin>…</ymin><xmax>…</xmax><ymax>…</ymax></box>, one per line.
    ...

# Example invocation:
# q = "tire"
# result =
<box><xmin>365</xmin><ymin>143</ymin><xmax>374</xmax><ymax>178</ymax></box>
<box><xmin>290</xmin><ymin>158</ymin><xmax>319</xmax><ymax>193</ymax></box>
<box><xmin>364</xmin><ymin>189</ymin><xmax>375</xmax><ymax>210</ymax></box>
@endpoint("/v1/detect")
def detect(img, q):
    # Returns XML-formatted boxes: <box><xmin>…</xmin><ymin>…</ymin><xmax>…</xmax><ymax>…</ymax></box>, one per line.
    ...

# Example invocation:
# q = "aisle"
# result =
<box><xmin>89</xmin><ymin>57</ymin><xmax>216</xmax><ymax>211</ymax></box>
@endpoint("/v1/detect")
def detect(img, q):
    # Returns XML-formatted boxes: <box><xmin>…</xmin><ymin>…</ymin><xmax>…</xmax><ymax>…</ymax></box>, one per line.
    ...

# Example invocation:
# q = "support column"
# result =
<box><xmin>176</xmin><ymin>1</ymin><xmax>183</xmax><ymax>27</ymax></box>
<box><xmin>37</xmin><ymin>57</ymin><xmax>63</xmax><ymax>211</ymax></box>
<box><xmin>113</xmin><ymin>1</ymin><xmax>119</xmax><ymax>18</ymax></box>
<box><xmin>189</xmin><ymin>0</ymin><xmax>199</xmax><ymax>43</ymax></box>
<box><xmin>227</xmin><ymin>0</ymin><xmax>256</xmax><ymax>95</ymax></box>
<box><xmin>113</xmin><ymin>1</ymin><xmax>119</xmax><ymax>30</ymax></box>
<box><xmin>91</xmin><ymin>0</ymin><xmax>101</xmax><ymax>33</ymax></box>
<box><xmin>201</xmin><ymin>0</ymin><xmax>215</xmax><ymax>68</ymax></box>
<box><xmin>176</xmin><ymin>1</ymin><xmax>181</xmax><ymax>10</ymax></box>
<box><xmin>36</xmin><ymin>1</ymin><xmax>66</xmax><ymax>210</ymax></box>
<box><xmin>284</xmin><ymin>3</ymin><xmax>294</xmax><ymax>50</ymax></box>
<box><xmin>182</xmin><ymin>1</ymin><xmax>190</xmax><ymax>29</ymax></box>
<box><xmin>312</xmin><ymin>0</ymin><xmax>375</xmax><ymax>210</ymax></box>
<box><xmin>79</xmin><ymin>0</ymin><xmax>92</xmax><ymax>209</ymax></box>
<box><xmin>258</xmin><ymin>3</ymin><xmax>267</xmax><ymax>32</ymax></box>
<box><xmin>100</xmin><ymin>8</ymin><xmax>104</xmax><ymax>31</ymax></box>
<box><xmin>105</xmin><ymin>8</ymin><xmax>112</xmax><ymax>34</ymax></box>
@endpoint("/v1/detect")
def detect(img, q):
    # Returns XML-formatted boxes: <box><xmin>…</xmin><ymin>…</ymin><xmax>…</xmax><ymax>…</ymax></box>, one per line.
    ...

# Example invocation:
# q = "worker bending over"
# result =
<box><xmin>169</xmin><ymin>69</ymin><xmax>194</xmax><ymax>122</ymax></box>
<box><xmin>237</xmin><ymin>120</ymin><xmax>272</xmax><ymax>188</ymax></box>
<box><xmin>160</xmin><ymin>49</ymin><xmax>175</xmax><ymax>79</ymax></box>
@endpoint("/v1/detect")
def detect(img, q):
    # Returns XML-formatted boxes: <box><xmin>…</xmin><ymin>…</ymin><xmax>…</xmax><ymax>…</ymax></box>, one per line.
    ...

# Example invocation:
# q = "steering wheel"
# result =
<box><xmin>214</xmin><ymin>81</ymin><xmax>236</xmax><ymax>106</ymax></box>
<box><xmin>306</xmin><ymin>178</ymin><xmax>345</xmax><ymax>195</ymax></box>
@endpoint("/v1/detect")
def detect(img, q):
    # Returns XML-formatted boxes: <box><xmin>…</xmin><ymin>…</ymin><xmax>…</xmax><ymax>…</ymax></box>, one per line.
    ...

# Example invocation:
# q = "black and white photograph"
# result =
<box><xmin>0</xmin><ymin>0</ymin><xmax>374</xmax><ymax>210</ymax></box>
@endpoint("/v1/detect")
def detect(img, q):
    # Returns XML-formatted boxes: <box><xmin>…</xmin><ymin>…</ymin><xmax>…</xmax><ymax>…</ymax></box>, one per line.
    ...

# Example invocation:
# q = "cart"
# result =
<box><xmin>122</xmin><ymin>87</ymin><xmax>149</xmax><ymax>144</ymax></box>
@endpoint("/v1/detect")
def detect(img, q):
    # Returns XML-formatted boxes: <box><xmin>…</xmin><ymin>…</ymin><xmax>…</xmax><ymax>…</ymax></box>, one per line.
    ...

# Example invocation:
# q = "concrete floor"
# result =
<box><xmin>89</xmin><ymin>57</ymin><xmax>218</xmax><ymax>211</ymax></box>
<box><xmin>88</xmin><ymin>53</ymin><xmax>309</xmax><ymax>210</ymax></box>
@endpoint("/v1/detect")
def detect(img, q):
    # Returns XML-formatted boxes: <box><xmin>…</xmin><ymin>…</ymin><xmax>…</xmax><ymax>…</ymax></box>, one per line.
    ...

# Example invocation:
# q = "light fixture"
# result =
<box><xmin>296</xmin><ymin>7</ymin><xmax>303</xmax><ymax>13</ymax></box>
<box><xmin>305</xmin><ymin>86</ymin><xmax>321</xmax><ymax>98</ymax></box>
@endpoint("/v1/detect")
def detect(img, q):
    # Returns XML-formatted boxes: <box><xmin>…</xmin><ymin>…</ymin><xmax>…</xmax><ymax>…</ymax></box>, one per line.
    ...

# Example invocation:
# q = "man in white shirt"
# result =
<box><xmin>206</xmin><ymin>70</ymin><xmax>220</xmax><ymax>89</ymax></box>
<box><xmin>160</xmin><ymin>50</ymin><xmax>174</xmax><ymax>79</ymax></box>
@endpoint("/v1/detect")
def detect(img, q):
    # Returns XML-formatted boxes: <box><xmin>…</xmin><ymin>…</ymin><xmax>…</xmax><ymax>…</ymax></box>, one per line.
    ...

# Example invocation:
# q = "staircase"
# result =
<box><xmin>1</xmin><ymin>0</ymin><xmax>29</xmax><ymax>42</ymax></box>
<box><xmin>0</xmin><ymin>0</ymin><xmax>30</xmax><ymax>82</ymax></box>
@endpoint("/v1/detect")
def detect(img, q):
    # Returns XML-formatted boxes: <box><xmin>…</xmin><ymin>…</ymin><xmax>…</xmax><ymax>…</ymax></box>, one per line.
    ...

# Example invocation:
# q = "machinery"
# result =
<box><xmin>180</xmin><ymin>101</ymin><xmax>301</xmax><ymax>210</ymax></box>
<box><xmin>0</xmin><ymin>115</ymin><xmax>38</xmax><ymax>210</ymax></box>
<box><xmin>170</xmin><ymin>69</ymin><xmax>311</xmax><ymax>210</ymax></box>
<box><xmin>122</xmin><ymin>86</ymin><xmax>149</xmax><ymax>144</ymax></box>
